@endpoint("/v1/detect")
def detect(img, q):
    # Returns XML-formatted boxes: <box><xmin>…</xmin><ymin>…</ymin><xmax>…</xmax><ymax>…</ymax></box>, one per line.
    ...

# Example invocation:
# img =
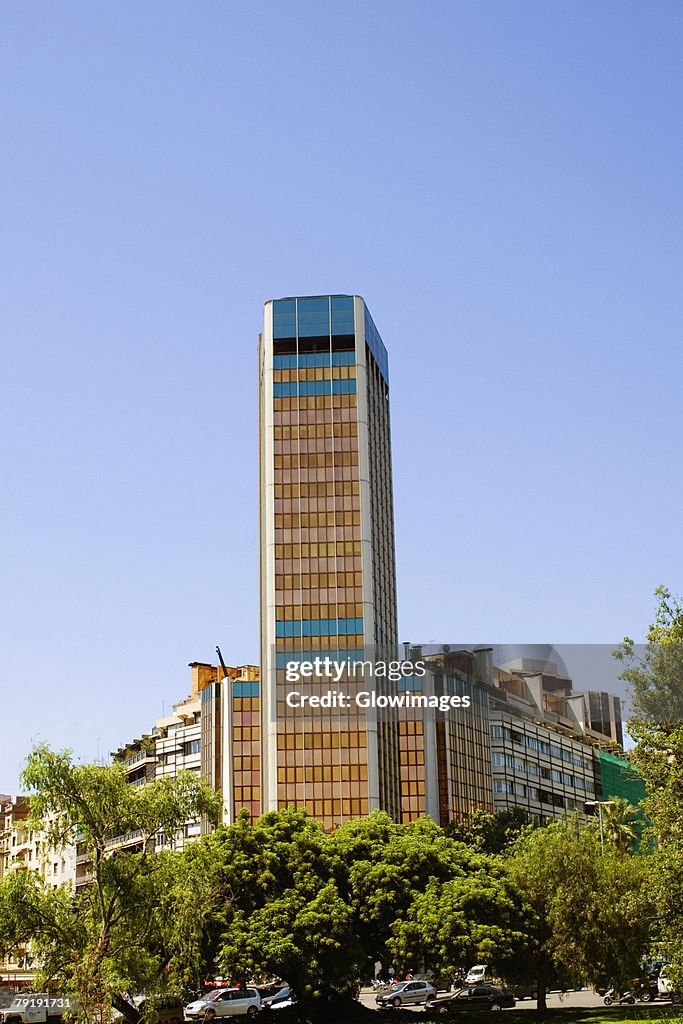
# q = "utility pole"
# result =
<box><xmin>584</xmin><ymin>799</ymin><xmax>615</xmax><ymax>852</ymax></box>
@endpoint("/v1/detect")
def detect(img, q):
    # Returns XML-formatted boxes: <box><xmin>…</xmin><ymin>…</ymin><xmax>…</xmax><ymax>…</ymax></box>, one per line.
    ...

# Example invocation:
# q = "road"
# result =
<box><xmin>359</xmin><ymin>987</ymin><xmax>668</xmax><ymax>1012</ymax></box>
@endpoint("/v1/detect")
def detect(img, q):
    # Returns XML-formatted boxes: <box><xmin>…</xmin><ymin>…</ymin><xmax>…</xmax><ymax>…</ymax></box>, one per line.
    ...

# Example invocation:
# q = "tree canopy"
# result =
<box><xmin>0</xmin><ymin>745</ymin><xmax>220</xmax><ymax>1023</ymax></box>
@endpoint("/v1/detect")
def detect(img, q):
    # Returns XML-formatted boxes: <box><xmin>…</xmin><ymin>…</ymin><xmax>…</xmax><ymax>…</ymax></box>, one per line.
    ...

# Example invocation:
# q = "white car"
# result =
<box><xmin>261</xmin><ymin>987</ymin><xmax>296</xmax><ymax>1011</ymax></box>
<box><xmin>269</xmin><ymin>996</ymin><xmax>296</xmax><ymax>1012</ymax></box>
<box><xmin>184</xmin><ymin>988</ymin><xmax>261</xmax><ymax>1019</ymax></box>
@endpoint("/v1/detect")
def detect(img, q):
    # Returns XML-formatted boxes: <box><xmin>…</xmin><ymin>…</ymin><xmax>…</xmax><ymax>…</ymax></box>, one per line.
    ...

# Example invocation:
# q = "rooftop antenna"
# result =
<box><xmin>216</xmin><ymin>645</ymin><xmax>229</xmax><ymax>677</ymax></box>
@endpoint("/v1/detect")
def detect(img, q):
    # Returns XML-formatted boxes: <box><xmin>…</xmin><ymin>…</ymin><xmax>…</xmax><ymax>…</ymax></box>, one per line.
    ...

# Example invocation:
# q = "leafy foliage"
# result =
<box><xmin>446</xmin><ymin>807</ymin><xmax>541</xmax><ymax>854</ymax></box>
<box><xmin>595</xmin><ymin>797</ymin><xmax>643</xmax><ymax>853</ymax></box>
<box><xmin>615</xmin><ymin>587</ymin><xmax>683</xmax><ymax>992</ymax></box>
<box><xmin>0</xmin><ymin>745</ymin><xmax>220</xmax><ymax>1023</ymax></box>
<box><xmin>616</xmin><ymin>586</ymin><xmax>683</xmax><ymax>730</ymax></box>
<box><xmin>0</xmin><ymin>743</ymin><xmax>662</xmax><ymax>1016</ymax></box>
<box><xmin>388</xmin><ymin>869</ymin><xmax>525</xmax><ymax>979</ymax></box>
<box><xmin>506</xmin><ymin>820</ymin><xmax>652</xmax><ymax>1007</ymax></box>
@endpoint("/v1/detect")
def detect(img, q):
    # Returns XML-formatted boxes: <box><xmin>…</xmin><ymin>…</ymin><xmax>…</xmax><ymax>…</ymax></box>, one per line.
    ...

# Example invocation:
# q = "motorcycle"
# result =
<box><xmin>603</xmin><ymin>989</ymin><xmax>636</xmax><ymax>1005</ymax></box>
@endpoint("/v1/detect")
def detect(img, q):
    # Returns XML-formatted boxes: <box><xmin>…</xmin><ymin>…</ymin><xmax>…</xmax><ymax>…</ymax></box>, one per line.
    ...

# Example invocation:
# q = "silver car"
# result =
<box><xmin>376</xmin><ymin>981</ymin><xmax>437</xmax><ymax>1008</ymax></box>
<box><xmin>184</xmin><ymin>988</ymin><xmax>261</xmax><ymax>1019</ymax></box>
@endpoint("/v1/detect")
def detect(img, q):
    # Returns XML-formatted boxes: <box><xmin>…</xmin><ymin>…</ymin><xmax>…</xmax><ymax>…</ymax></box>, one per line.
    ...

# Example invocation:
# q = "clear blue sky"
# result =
<box><xmin>2</xmin><ymin>2</ymin><xmax>681</xmax><ymax>789</ymax></box>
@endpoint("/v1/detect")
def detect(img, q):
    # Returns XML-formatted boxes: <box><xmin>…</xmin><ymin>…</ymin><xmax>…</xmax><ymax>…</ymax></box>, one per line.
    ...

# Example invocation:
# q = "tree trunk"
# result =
<box><xmin>535</xmin><ymin>965</ymin><xmax>549</xmax><ymax>1013</ymax></box>
<box><xmin>535</xmin><ymin>979</ymin><xmax>547</xmax><ymax>1012</ymax></box>
<box><xmin>111</xmin><ymin>993</ymin><xmax>142</xmax><ymax>1024</ymax></box>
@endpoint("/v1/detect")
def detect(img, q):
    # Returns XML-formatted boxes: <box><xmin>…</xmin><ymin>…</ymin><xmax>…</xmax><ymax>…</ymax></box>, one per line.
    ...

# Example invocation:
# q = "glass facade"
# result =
<box><xmin>489</xmin><ymin>709</ymin><xmax>596</xmax><ymax>817</ymax></box>
<box><xmin>260</xmin><ymin>295</ymin><xmax>400</xmax><ymax>828</ymax></box>
<box><xmin>397</xmin><ymin>653</ymin><xmax>494</xmax><ymax>826</ymax></box>
<box><xmin>231</xmin><ymin>686</ymin><xmax>261</xmax><ymax>820</ymax></box>
<box><xmin>199</xmin><ymin>664</ymin><xmax>261</xmax><ymax>824</ymax></box>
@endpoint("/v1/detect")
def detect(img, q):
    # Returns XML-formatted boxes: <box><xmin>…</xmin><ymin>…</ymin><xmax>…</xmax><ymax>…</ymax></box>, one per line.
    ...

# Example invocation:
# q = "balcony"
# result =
<box><xmin>122</xmin><ymin>750</ymin><xmax>157</xmax><ymax>772</ymax></box>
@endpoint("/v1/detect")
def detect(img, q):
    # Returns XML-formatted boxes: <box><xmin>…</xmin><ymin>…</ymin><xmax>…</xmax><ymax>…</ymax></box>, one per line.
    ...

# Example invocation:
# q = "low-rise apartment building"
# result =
<box><xmin>105</xmin><ymin>661</ymin><xmax>260</xmax><ymax>852</ymax></box>
<box><xmin>0</xmin><ymin>796</ymin><xmax>76</xmax><ymax>994</ymax></box>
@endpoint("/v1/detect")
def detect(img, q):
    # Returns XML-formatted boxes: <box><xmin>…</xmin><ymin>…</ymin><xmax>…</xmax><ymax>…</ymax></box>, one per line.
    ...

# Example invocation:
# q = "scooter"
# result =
<box><xmin>371</xmin><ymin>979</ymin><xmax>393</xmax><ymax>992</ymax></box>
<box><xmin>603</xmin><ymin>989</ymin><xmax>636</xmax><ymax>1005</ymax></box>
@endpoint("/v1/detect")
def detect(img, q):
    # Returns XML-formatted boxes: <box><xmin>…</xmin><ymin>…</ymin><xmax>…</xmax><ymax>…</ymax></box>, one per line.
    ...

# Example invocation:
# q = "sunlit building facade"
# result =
<box><xmin>198</xmin><ymin>662</ymin><xmax>261</xmax><ymax>824</ymax></box>
<box><xmin>259</xmin><ymin>295</ymin><xmax>401</xmax><ymax>827</ymax></box>
<box><xmin>106</xmin><ymin>661</ymin><xmax>261</xmax><ymax>862</ymax></box>
<box><xmin>396</xmin><ymin>648</ymin><xmax>495</xmax><ymax>825</ymax></box>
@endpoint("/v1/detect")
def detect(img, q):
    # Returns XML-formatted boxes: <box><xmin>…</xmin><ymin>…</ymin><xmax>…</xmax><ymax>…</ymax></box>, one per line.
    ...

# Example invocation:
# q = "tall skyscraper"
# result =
<box><xmin>259</xmin><ymin>295</ymin><xmax>400</xmax><ymax>827</ymax></box>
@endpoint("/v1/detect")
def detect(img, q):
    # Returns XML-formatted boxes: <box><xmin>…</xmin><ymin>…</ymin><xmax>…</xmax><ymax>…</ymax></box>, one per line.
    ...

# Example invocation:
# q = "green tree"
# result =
<box><xmin>173</xmin><ymin>809</ymin><xmax>517</xmax><ymax>1004</ymax></box>
<box><xmin>175</xmin><ymin>808</ymin><xmax>363</xmax><ymax>1004</ymax></box>
<box><xmin>616</xmin><ymin>586</ymin><xmax>683</xmax><ymax>731</ymax></box>
<box><xmin>446</xmin><ymin>807</ymin><xmax>540</xmax><ymax>855</ymax></box>
<box><xmin>332</xmin><ymin>812</ymin><xmax>489</xmax><ymax>971</ymax></box>
<box><xmin>506</xmin><ymin>819</ymin><xmax>651</xmax><ymax>1009</ymax></box>
<box><xmin>615</xmin><ymin>587</ymin><xmax>683</xmax><ymax>990</ymax></box>
<box><xmin>388</xmin><ymin>868</ymin><xmax>525</xmax><ymax>983</ymax></box>
<box><xmin>598</xmin><ymin>797</ymin><xmax>642</xmax><ymax>854</ymax></box>
<box><xmin>218</xmin><ymin>880</ymin><xmax>363</xmax><ymax>1002</ymax></box>
<box><xmin>0</xmin><ymin>745</ymin><xmax>220</xmax><ymax>1024</ymax></box>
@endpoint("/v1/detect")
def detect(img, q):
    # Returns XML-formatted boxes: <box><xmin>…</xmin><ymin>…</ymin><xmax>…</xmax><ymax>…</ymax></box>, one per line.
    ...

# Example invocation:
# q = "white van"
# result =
<box><xmin>463</xmin><ymin>966</ymin><xmax>537</xmax><ymax>1000</ymax></box>
<box><xmin>658</xmin><ymin>969</ymin><xmax>681</xmax><ymax>1003</ymax></box>
<box><xmin>465</xmin><ymin>965</ymin><xmax>490</xmax><ymax>985</ymax></box>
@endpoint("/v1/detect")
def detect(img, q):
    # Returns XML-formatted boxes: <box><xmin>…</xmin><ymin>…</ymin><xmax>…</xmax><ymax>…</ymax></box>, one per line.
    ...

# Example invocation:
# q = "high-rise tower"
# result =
<box><xmin>259</xmin><ymin>295</ymin><xmax>400</xmax><ymax>827</ymax></box>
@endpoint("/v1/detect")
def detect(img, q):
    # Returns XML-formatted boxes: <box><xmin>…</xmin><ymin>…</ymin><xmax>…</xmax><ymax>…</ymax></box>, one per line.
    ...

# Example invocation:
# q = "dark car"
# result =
<box><xmin>426</xmin><ymin>984</ymin><xmax>515</xmax><ymax>1013</ymax></box>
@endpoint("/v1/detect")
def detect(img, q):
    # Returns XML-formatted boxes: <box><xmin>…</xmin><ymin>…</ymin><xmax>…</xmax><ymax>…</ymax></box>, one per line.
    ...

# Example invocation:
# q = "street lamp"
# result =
<box><xmin>584</xmin><ymin>800</ymin><xmax>615</xmax><ymax>852</ymax></box>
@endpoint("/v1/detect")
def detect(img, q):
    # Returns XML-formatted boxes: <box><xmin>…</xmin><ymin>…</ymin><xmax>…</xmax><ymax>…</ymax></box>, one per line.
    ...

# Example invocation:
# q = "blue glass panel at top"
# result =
<box><xmin>273</xmin><ymin>296</ymin><xmax>357</xmax><ymax>339</ymax></box>
<box><xmin>364</xmin><ymin>303</ymin><xmax>389</xmax><ymax>382</ymax></box>
<box><xmin>297</xmin><ymin>297</ymin><xmax>330</xmax><ymax>338</ymax></box>
<box><xmin>331</xmin><ymin>295</ymin><xmax>355</xmax><ymax>335</ymax></box>
<box><xmin>233</xmin><ymin>680</ymin><xmax>260</xmax><ymax>697</ymax></box>
<box><xmin>273</xmin><ymin>299</ymin><xmax>297</xmax><ymax>339</ymax></box>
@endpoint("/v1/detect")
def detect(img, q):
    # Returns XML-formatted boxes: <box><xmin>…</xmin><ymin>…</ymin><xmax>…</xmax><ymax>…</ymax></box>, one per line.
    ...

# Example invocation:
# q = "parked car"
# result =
<box><xmin>426</xmin><ymin>985</ymin><xmax>516</xmax><ymax>1013</ymax></box>
<box><xmin>261</xmin><ymin>987</ymin><xmax>296</xmax><ymax>1011</ymax></box>
<box><xmin>412</xmin><ymin>973</ymin><xmax>452</xmax><ymax>993</ymax></box>
<box><xmin>464</xmin><ymin>966</ymin><xmax>489</xmax><ymax>986</ymax></box>
<box><xmin>267</xmin><ymin>994</ymin><xmax>297</xmax><ymax>1012</ymax></box>
<box><xmin>185</xmin><ymin>988</ymin><xmax>261</xmax><ymax>1018</ymax></box>
<box><xmin>255</xmin><ymin>984</ymin><xmax>283</xmax><ymax>1002</ymax></box>
<box><xmin>507</xmin><ymin>984</ymin><xmax>538</xmax><ymax>1000</ymax></box>
<box><xmin>376</xmin><ymin>981</ymin><xmax>436</xmax><ymax>1008</ymax></box>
